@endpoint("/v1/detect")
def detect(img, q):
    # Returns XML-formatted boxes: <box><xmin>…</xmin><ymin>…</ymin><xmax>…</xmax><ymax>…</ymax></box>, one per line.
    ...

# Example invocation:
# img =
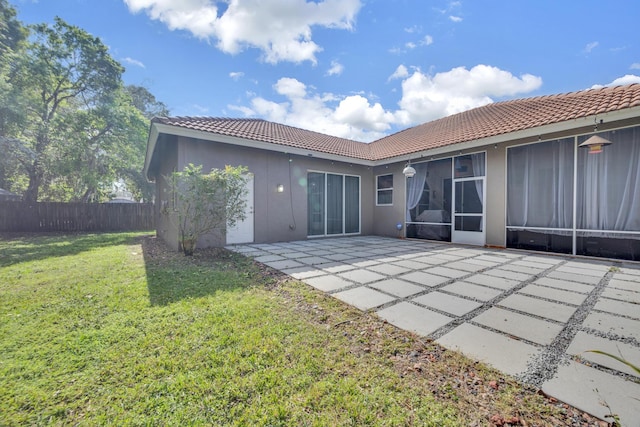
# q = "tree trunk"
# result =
<box><xmin>24</xmin><ymin>160</ymin><xmax>42</xmax><ymax>202</ymax></box>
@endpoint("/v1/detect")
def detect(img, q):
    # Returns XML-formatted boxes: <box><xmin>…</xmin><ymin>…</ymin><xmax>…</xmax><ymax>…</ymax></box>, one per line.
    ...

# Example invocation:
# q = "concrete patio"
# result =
<box><xmin>227</xmin><ymin>236</ymin><xmax>640</xmax><ymax>422</ymax></box>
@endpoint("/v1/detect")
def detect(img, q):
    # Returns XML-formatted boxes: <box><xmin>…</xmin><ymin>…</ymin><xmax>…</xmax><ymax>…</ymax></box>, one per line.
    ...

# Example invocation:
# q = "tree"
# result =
<box><xmin>164</xmin><ymin>164</ymin><xmax>248</xmax><ymax>255</ymax></box>
<box><xmin>10</xmin><ymin>17</ymin><xmax>124</xmax><ymax>202</ymax></box>
<box><xmin>125</xmin><ymin>85</ymin><xmax>169</xmax><ymax>119</ymax></box>
<box><xmin>45</xmin><ymin>87</ymin><xmax>150</xmax><ymax>202</ymax></box>
<box><xmin>0</xmin><ymin>8</ymin><xmax>168</xmax><ymax>202</ymax></box>
<box><xmin>0</xmin><ymin>0</ymin><xmax>28</xmax><ymax>191</ymax></box>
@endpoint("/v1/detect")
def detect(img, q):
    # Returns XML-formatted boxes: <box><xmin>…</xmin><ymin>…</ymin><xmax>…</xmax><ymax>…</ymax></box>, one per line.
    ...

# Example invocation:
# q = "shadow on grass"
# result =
<box><xmin>140</xmin><ymin>236</ymin><xmax>264</xmax><ymax>306</ymax></box>
<box><xmin>0</xmin><ymin>232</ymin><xmax>147</xmax><ymax>268</ymax></box>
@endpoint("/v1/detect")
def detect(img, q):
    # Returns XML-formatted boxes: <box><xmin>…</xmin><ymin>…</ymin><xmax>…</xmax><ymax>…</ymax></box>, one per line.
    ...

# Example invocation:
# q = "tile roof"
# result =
<box><xmin>152</xmin><ymin>116</ymin><xmax>371</xmax><ymax>159</ymax></box>
<box><xmin>153</xmin><ymin>84</ymin><xmax>640</xmax><ymax>162</ymax></box>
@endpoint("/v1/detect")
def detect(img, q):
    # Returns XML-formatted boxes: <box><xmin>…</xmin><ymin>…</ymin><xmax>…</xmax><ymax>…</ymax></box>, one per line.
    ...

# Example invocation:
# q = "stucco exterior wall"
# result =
<box><xmin>154</xmin><ymin>137</ymin><xmax>180</xmax><ymax>250</ymax></box>
<box><xmin>372</xmin><ymin>164</ymin><xmax>406</xmax><ymax>238</ymax></box>
<box><xmin>172</xmin><ymin>136</ymin><xmax>374</xmax><ymax>245</ymax></box>
<box><xmin>485</xmin><ymin>145</ymin><xmax>507</xmax><ymax>247</ymax></box>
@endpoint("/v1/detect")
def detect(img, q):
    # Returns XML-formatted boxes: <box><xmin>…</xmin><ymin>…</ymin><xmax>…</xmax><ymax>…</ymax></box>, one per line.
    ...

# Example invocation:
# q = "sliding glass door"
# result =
<box><xmin>308</xmin><ymin>172</ymin><xmax>360</xmax><ymax>236</ymax></box>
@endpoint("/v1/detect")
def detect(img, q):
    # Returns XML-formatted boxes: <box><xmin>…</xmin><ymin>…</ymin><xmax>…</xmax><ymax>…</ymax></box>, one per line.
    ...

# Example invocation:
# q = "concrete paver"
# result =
<box><xmin>440</xmin><ymin>281</ymin><xmax>503</xmax><ymax>301</ymax></box>
<box><xmin>368</xmin><ymin>279</ymin><xmax>425</xmax><ymax>298</ymax></box>
<box><xmin>542</xmin><ymin>361</ymin><xmax>640</xmax><ymax>424</ymax></box>
<box><xmin>609</xmin><ymin>277</ymin><xmax>640</xmax><ymax>291</ymax></box>
<box><xmin>583</xmin><ymin>312</ymin><xmax>640</xmax><ymax>341</ymax></box>
<box><xmin>230</xmin><ymin>236</ymin><xmax>640</xmax><ymax>423</ymax></box>
<box><xmin>437</xmin><ymin>323</ymin><xmax>539</xmax><ymax>376</ymax></box>
<box><xmin>303</xmin><ymin>275</ymin><xmax>352</xmax><ymax>292</ymax></box>
<box><xmin>593</xmin><ymin>297</ymin><xmax>640</xmax><ymax>319</ymax></box>
<box><xmin>497</xmin><ymin>293</ymin><xmax>577</xmax><ymax>323</ymax></box>
<box><xmin>533</xmin><ymin>277</ymin><xmax>594</xmax><ymax>294</ymax></box>
<box><xmin>566</xmin><ymin>331</ymin><xmax>640</xmax><ymax>378</ymax></box>
<box><xmin>281</xmin><ymin>266</ymin><xmax>325</xmax><ymax>280</ymax></box>
<box><xmin>377</xmin><ymin>301</ymin><xmax>454</xmax><ymax>336</ymax></box>
<box><xmin>264</xmin><ymin>259</ymin><xmax>304</xmax><ymax>270</ymax></box>
<box><xmin>398</xmin><ymin>271</ymin><xmax>450</xmax><ymax>287</ymax></box>
<box><xmin>472</xmin><ymin>307</ymin><xmax>564</xmax><ymax>345</ymax></box>
<box><xmin>442</xmin><ymin>260</ymin><xmax>486</xmax><ymax>272</ymax></box>
<box><xmin>426</xmin><ymin>266</ymin><xmax>468</xmax><ymax>279</ymax></box>
<box><xmin>547</xmin><ymin>270</ymin><xmax>602</xmax><ymax>285</ymax></box>
<box><xmin>412</xmin><ymin>291</ymin><xmax>482</xmax><ymax>316</ymax></box>
<box><xmin>464</xmin><ymin>273</ymin><xmax>520</xmax><ymax>290</ymax></box>
<box><xmin>499</xmin><ymin>263</ymin><xmax>545</xmax><ymax>275</ymax></box>
<box><xmin>391</xmin><ymin>259</ymin><xmax>433</xmax><ymax>270</ymax></box>
<box><xmin>518</xmin><ymin>284</ymin><xmax>588</xmax><ymax>305</ymax></box>
<box><xmin>484</xmin><ymin>268</ymin><xmax>532</xmax><ymax>282</ymax></box>
<box><xmin>333</xmin><ymin>287</ymin><xmax>397</xmax><ymax>311</ymax></box>
<box><xmin>366</xmin><ymin>264</ymin><xmax>411</xmax><ymax>276</ymax></box>
<box><xmin>555</xmin><ymin>265</ymin><xmax>607</xmax><ymax>277</ymax></box>
<box><xmin>338</xmin><ymin>269</ymin><xmax>387</xmax><ymax>284</ymax></box>
<box><xmin>601</xmin><ymin>286</ymin><xmax>640</xmax><ymax>304</ymax></box>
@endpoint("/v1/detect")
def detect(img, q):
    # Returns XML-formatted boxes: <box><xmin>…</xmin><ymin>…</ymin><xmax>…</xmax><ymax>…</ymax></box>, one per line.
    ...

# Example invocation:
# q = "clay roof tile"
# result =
<box><xmin>152</xmin><ymin>84</ymin><xmax>640</xmax><ymax>162</ymax></box>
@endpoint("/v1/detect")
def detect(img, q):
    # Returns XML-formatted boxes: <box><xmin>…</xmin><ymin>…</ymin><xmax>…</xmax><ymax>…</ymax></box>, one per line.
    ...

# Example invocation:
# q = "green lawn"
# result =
<box><xmin>0</xmin><ymin>233</ymin><xmax>572</xmax><ymax>426</ymax></box>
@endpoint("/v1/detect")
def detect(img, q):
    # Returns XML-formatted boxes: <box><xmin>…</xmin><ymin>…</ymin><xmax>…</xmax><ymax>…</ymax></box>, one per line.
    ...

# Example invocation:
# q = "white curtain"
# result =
<box><xmin>405</xmin><ymin>162</ymin><xmax>428</xmax><ymax>222</ymax></box>
<box><xmin>471</xmin><ymin>152</ymin><xmax>485</xmax><ymax>203</ymax></box>
<box><xmin>344</xmin><ymin>176</ymin><xmax>360</xmax><ymax>233</ymax></box>
<box><xmin>507</xmin><ymin>139</ymin><xmax>574</xmax><ymax>231</ymax></box>
<box><xmin>577</xmin><ymin>127</ymin><xmax>640</xmax><ymax>237</ymax></box>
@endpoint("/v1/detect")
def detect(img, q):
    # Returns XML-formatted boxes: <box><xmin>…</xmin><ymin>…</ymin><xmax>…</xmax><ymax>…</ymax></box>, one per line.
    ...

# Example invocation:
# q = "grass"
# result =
<box><xmin>0</xmin><ymin>232</ymin><xmax>587</xmax><ymax>425</ymax></box>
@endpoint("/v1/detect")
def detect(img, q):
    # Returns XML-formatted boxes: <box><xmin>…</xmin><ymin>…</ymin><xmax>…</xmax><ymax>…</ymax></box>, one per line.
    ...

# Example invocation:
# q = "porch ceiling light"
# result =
<box><xmin>579</xmin><ymin>134</ymin><xmax>612</xmax><ymax>155</ymax></box>
<box><xmin>402</xmin><ymin>164</ymin><xmax>416</xmax><ymax>177</ymax></box>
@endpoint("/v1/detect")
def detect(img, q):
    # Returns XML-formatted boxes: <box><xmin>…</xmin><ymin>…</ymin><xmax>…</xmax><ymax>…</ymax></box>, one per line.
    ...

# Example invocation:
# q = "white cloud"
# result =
<box><xmin>229</xmin><ymin>71</ymin><xmax>245</xmax><ymax>81</ymax></box>
<box><xmin>422</xmin><ymin>35</ymin><xmax>434</xmax><ymax>46</ymax></box>
<box><xmin>326</xmin><ymin>60</ymin><xmax>344</xmax><ymax>76</ymax></box>
<box><xmin>388</xmin><ymin>65</ymin><xmax>409</xmax><ymax>81</ymax></box>
<box><xmin>405</xmin><ymin>42</ymin><xmax>417</xmax><ymax>50</ymax></box>
<box><xmin>591</xmin><ymin>74</ymin><xmax>640</xmax><ymax>89</ymax></box>
<box><xmin>449</xmin><ymin>15</ymin><xmax>462</xmax><ymax>22</ymax></box>
<box><xmin>228</xmin><ymin>77</ymin><xmax>391</xmax><ymax>141</ymax></box>
<box><xmin>397</xmin><ymin>65</ymin><xmax>542</xmax><ymax>123</ymax></box>
<box><xmin>228</xmin><ymin>65</ymin><xmax>542</xmax><ymax>142</ymax></box>
<box><xmin>584</xmin><ymin>41</ymin><xmax>599</xmax><ymax>53</ymax></box>
<box><xmin>630</xmin><ymin>63</ymin><xmax>640</xmax><ymax>70</ymax></box>
<box><xmin>122</xmin><ymin>57</ymin><xmax>145</xmax><ymax>68</ymax></box>
<box><xmin>404</xmin><ymin>25</ymin><xmax>421</xmax><ymax>34</ymax></box>
<box><xmin>124</xmin><ymin>0</ymin><xmax>362</xmax><ymax>64</ymax></box>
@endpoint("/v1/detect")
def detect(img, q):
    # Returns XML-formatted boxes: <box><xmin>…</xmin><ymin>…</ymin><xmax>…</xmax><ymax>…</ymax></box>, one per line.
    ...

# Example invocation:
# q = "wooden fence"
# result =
<box><xmin>0</xmin><ymin>202</ymin><xmax>155</xmax><ymax>232</ymax></box>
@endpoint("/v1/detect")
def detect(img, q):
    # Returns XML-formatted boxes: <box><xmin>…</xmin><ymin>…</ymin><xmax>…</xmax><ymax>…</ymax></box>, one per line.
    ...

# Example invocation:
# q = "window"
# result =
<box><xmin>376</xmin><ymin>174</ymin><xmax>393</xmax><ymax>205</ymax></box>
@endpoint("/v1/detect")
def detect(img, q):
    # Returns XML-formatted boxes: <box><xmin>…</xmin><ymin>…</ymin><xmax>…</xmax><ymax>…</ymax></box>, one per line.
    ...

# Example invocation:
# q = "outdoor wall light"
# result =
<box><xmin>402</xmin><ymin>163</ymin><xmax>416</xmax><ymax>177</ymax></box>
<box><xmin>579</xmin><ymin>134</ymin><xmax>613</xmax><ymax>155</ymax></box>
<box><xmin>276</xmin><ymin>184</ymin><xmax>284</xmax><ymax>193</ymax></box>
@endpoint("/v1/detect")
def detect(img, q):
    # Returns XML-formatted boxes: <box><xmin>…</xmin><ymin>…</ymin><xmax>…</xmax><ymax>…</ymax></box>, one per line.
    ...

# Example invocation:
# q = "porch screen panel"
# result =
<box><xmin>406</xmin><ymin>158</ymin><xmax>452</xmax><ymax>241</ymax></box>
<box><xmin>576</xmin><ymin>127</ymin><xmax>640</xmax><ymax>260</ymax></box>
<box><xmin>507</xmin><ymin>139</ymin><xmax>574</xmax><ymax>229</ymax></box>
<box><xmin>307</xmin><ymin>172</ymin><xmax>325</xmax><ymax>236</ymax></box>
<box><xmin>506</xmin><ymin>138</ymin><xmax>573</xmax><ymax>253</ymax></box>
<box><xmin>577</xmin><ymin>127</ymin><xmax>640</xmax><ymax>233</ymax></box>
<box><xmin>345</xmin><ymin>175</ymin><xmax>360</xmax><ymax>234</ymax></box>
<box><xmin>326</xmin><ymin>174</ymin><xmax>344</xmax><ymax>234</ymax></box>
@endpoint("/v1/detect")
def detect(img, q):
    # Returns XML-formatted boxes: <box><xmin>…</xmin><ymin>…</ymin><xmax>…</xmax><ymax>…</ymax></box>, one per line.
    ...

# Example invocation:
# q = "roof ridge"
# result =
<box><xmin>152</xmin><ymin>83</ymin><xmax>640</xmax><ymax>161</ymax></box>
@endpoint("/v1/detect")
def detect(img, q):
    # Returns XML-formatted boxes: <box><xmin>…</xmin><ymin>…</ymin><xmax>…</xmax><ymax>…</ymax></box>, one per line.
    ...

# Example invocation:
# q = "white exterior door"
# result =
<box><xmin>226</xmin><ymin>175</ymin><xmax>254</xmax><ymax>244</ymax></box>
<box><xmin>451</xmin><ymin>177</ymin><xmax>485</xmax><ymax>245</ymax></box>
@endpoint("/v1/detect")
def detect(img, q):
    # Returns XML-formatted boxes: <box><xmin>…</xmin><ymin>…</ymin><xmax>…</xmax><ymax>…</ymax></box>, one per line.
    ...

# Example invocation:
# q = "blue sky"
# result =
<box><xmin>13</xmin><ymin>0</ymin><xmax>640</xmax><ymax>142</ymax></box>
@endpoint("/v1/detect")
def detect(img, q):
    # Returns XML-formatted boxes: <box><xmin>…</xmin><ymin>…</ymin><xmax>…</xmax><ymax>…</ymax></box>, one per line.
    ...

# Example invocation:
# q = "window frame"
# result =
<box><xmin>376</xmin><ymin>173</ymin><xmax>394</xmax><ymax>206</ymax></box>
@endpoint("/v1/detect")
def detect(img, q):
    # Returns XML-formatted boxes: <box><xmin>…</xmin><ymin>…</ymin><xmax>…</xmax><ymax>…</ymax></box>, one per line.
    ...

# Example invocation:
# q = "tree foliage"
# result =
<box><xmin>164</xmin><ymin>164</ymin><xmax>249</xmax><ymax>255</ymax></box>
<box><xmin>0</xmin><ymin>3</ymin><xmax>169</xmax><ymax>202</ymax></box>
